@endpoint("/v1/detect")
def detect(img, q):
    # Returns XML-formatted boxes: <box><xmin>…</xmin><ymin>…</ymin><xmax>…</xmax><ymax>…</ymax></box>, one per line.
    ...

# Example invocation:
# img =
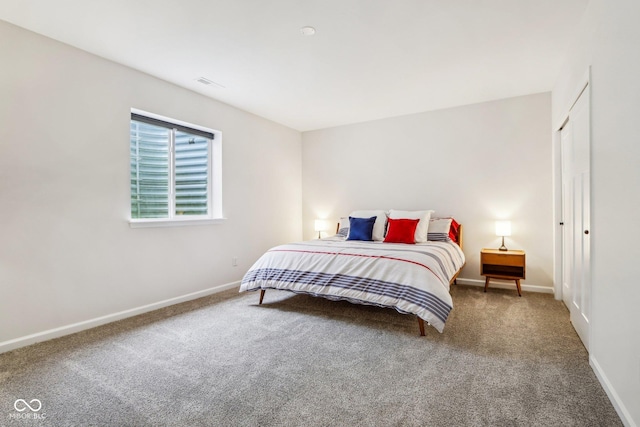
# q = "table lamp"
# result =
<box><xmin>495</xmin><ymin>220</ymin><xmax>511</xmax><ymax>251</ymax></box>
<box><xmin>314</xmin><ymin>219</ymin><xmax>329</xmax><ymax>239</ymax></box>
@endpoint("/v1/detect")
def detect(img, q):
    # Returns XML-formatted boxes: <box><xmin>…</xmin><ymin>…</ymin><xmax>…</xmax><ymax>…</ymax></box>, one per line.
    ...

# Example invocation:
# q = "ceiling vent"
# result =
<box><xmin>195</xmin><ymin>77</ymin><xmax>225</xmax><ymax>88</ymax></box>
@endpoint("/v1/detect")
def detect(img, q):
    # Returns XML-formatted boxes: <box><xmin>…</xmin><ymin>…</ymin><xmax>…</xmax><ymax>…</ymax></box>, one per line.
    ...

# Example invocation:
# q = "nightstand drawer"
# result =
<box><xmin>481</xmin><ymin>252</ymin><xmax>525</xmax><ymax>267</ymax></box>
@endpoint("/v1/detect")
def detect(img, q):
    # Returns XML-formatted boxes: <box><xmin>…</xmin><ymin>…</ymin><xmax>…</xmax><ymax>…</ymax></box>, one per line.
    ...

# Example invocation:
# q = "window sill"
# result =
<box><xmin>129</xmin><ymin>218</ymin><xmax>227</xmax><ymax>229</ymax></box>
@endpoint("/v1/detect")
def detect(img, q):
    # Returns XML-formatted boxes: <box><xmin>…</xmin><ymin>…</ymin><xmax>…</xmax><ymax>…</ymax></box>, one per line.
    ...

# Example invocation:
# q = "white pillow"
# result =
<box><xmin>349</xmin><ymin>210</ymin><xmax>387</xmax><ymax>241</ymax></box>
<box><xmin>388</xmin><ymin>209</ymin><xmax>434</xmax><ymax>243</ymax></box>
<box><xmin>337</xmin><ymin>217</ymin><xmax>350</xmax><ymax>237</ymax></box>
<box><xmin>428</xmin><ymin>218</ymin><xmax>453</xmax><ymax>241</ymax></box>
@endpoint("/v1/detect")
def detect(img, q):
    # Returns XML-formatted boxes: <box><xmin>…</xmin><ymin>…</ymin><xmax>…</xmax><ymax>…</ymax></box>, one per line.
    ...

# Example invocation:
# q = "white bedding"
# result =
<box><xmin>240</xmin><ymin>237</ymin><xmax>465</xmax><ymax>333</ymax></box>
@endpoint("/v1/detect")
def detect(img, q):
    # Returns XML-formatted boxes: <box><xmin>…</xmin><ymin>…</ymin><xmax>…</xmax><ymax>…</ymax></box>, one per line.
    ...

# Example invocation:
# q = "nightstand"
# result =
<box><xmin>480</xmin><ymin>248</ymin><xmax>526</xmax><ymax>296</ymax></box>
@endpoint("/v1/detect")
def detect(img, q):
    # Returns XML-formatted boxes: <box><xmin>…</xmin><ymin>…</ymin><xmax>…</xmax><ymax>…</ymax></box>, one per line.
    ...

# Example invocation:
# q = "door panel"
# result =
<box><xmin>562</xmin><ymin>85</ymin><xmax>591</xmax><ymax>351</ymax></box>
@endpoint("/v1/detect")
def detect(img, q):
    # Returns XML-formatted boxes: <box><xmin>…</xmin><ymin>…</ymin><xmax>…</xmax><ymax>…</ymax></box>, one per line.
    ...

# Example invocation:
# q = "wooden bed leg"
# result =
<box><xmin>259</xmin><ymin>289</ymin><xmax>266</xmax><ymax>305</ymax></box>
<box><xmin>417</xmin><ymin>317</ymin><xmax>425</xmax><ymax>336</ymax></box>
<box><xmin>450</xmin><ymin>272</ymin><xmax>460</xmax><ymax>286</ymax></box>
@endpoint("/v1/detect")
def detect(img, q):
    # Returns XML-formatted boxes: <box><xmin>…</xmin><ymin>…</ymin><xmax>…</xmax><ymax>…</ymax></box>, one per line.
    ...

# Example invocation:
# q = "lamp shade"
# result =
<box><xmin>495</xmin><ymin>220</ymin><xmax>512</xmax><ymax>237</ymax></box>
<box><xmin>314</xmin><ymin>219</ymin><xmax>329</xmax><ymax>232</ymax></box>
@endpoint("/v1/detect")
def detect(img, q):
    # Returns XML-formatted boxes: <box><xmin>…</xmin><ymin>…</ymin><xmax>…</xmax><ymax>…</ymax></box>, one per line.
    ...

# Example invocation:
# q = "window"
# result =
<box><xmin>129</xmin><ymin>110</ymin><xmax>222</xmax><ymax>227</ymax></box>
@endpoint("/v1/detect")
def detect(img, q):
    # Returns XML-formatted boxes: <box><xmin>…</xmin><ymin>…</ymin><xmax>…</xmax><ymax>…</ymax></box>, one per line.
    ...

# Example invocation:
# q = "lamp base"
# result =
<box><xmin>498</xmin><ymin>236</ymin><xmax>508</xmax><ymax>251</ymax></box>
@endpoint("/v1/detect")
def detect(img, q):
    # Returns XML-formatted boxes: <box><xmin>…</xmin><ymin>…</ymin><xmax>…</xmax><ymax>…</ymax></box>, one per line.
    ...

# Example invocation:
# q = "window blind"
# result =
<box><xmin>175</xmin><ymin>130</ymin><xmax>209</xmax><ymax>216</ymax></box>
<box><xmin>130</xmin><ymin>121</ymin><xmax>170</xmax><ymax>219</ymax></box>
<box><xmin>130</xmin><ymin>113</ymin><xmax>213</xmax><ymax>221</ymax></box>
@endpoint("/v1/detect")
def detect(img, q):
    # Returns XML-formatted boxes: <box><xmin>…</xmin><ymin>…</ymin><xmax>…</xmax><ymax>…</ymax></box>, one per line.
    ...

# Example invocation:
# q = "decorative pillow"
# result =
<box><xmin>427</xmin><ymin>218</ymin><xmax>453</xmax><ymax>242</ymax></box>
<box><xmin>348</xmin><ymin>210</ymin><xmax>387</xmax><ymax>241</ymax></box>
<box><xmin>346</xmin><ymin>216</ymin><xmax>377</xmax><ymax>241</ymax></box>
<box><xmin>388</xmin><ymin>209</ymin><xmax>434</xmax><ymax>243</ymax></box>
<box><xmin>449</xmin><ymin>218</ymin><xmax>461</xmax><ymax>244</ymax></box>
<box><xmin>336</xmin><ymin>217</ymin><xmax>350</xmax><ymax>237</ymax></box>
<box><xmin>384</xmin><ymin>218</ymin><xmax>420</xmax><ymax>244</ymax></box>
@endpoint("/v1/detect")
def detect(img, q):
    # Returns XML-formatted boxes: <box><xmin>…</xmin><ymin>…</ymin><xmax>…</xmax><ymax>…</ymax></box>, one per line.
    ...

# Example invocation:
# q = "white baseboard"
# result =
<box><xmin>590</xmin><ymin>356</ymin><xmax>636</xmax><ymax>427</ymax></box>
<box><xmin>455</xmin><ymin>278</ymin><xmax>554</xmax><ymax>294</ymax></box>
<box><xmin>0</xmin><ymin>281</ymin><xmax>240</xmax><ymax>355</ymax></box>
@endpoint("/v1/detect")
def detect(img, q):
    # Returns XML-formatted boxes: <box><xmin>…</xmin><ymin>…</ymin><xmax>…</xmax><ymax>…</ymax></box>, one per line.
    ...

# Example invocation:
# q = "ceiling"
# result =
<box><xmin>0</xmin><ymin>0</ymin><xmax>589</xmax><ymax>131</ymax></box>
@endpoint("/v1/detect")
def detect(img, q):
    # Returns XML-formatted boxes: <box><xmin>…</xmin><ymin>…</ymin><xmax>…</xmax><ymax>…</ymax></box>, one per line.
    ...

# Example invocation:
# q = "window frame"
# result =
<box><xmin>129</xmin><ymin>108</ymin><xmax>224</xmax><ymax>228</ymax></box>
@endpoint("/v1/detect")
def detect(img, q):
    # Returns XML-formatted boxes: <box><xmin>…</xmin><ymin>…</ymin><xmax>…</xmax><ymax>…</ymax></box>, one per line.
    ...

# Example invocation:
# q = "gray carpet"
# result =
<box><xmin>0</xmin><ymin>285</ymin><xmax>622</xmax><ymax>426</ymax></box>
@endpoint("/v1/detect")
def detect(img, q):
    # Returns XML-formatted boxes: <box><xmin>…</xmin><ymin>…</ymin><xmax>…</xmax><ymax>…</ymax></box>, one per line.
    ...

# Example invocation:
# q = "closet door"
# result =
<box><xmin>561</xmin><ymin>86</ymin><xmax>591</xmax><ymax>351</ymax></box>
<box><xmin>561</xmin><ymin>122</ymin><xmax>573</xmax><ymax>311</ymax></box>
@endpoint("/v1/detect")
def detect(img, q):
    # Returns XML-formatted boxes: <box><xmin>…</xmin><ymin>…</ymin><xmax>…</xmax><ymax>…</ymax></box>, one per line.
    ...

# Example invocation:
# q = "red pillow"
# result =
<box><xmin>449</xmin><ymin>218</ymin><xmax>460</xmax><ymax>244</ymax></box>
<box><xmin>384</xmin><ymin>218</ymin><xmax>420</xmax><ymax>244</ymax></box>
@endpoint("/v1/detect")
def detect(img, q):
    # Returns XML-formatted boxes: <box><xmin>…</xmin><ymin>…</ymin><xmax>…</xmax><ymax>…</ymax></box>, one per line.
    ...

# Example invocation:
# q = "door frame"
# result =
<box><xmin>552</xmin><ymin>67</ymin><xmax>591</xmax><ymax>302</ymax></box>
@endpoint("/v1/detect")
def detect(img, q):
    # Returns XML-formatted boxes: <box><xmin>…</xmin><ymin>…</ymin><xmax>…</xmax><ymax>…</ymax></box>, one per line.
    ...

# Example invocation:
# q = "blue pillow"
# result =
<box><xmin>347</xmin><ymin>216</ymin><xmax>376</xmax><ymax>241</ymax></box>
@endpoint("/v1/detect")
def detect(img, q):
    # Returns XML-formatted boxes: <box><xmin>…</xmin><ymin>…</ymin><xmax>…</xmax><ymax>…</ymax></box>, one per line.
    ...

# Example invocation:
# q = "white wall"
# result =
<box><xmin>0</xmin><ymin>21</ymin><xmax>302</xmax><ymax>348</ymax></box>
<box><xmin>302</xmin><ymin>93</ymin><xmax>553</xmax><ymax>289</ymax></box>
<box><xmin>552</xmin><ymin>0</ymin><xmax>640</xmax><ymax>425</ymax></box>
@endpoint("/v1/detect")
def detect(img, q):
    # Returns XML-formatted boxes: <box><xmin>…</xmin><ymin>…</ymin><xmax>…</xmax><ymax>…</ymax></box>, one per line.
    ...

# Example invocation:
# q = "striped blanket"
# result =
<box><xmin>240</xmin><ymin>238</ymin><xmax>465</xmax><ymax>333</ymax></box>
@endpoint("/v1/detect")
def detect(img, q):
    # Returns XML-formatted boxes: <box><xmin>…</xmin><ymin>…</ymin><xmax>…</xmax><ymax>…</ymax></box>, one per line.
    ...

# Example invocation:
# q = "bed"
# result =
<box><xmin>240</xmin><ymin>213</ymin><xmax>465</xmax><ymax>335</ymax></box>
